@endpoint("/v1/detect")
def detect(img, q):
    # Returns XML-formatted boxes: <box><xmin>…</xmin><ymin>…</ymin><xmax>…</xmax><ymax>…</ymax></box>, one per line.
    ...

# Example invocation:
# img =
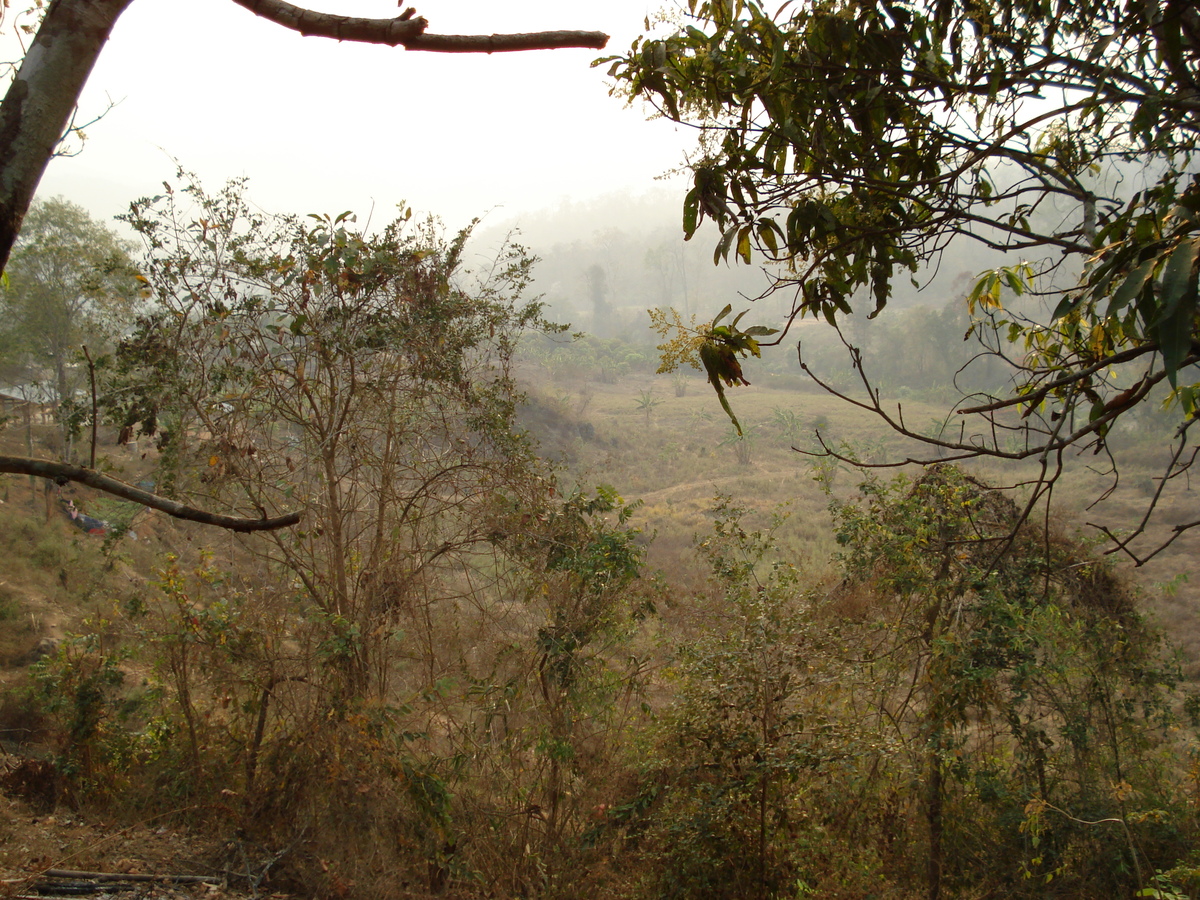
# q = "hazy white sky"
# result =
<box><xmin>12</xmin><ymin>0</ymin><xmax>694</xmax><ymax>234</ymax></box>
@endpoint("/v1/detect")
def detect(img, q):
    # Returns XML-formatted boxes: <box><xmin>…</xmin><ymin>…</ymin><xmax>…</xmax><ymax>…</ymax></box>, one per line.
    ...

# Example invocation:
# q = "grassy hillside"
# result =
<box><xmin>520</xmin><ymin>362</ymin><xmax>1200</xmax><ymax>674</ymax></box>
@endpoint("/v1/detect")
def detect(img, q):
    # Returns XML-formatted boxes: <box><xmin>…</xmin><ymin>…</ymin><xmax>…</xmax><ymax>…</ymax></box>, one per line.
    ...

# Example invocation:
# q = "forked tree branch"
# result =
<box><xmin>228</xmin><ymin>0</ymin><xmax>609</xmax><ymax>51</ymax></box>
<box><xmin>0</xmin><ymin>456</ymin><xmax>301</xmax><ymax>532</ymax></box>
<box><xmin>792</xmin><ymin>328</ymin><xmax>1200</xmax><ymax>565</ymax></box>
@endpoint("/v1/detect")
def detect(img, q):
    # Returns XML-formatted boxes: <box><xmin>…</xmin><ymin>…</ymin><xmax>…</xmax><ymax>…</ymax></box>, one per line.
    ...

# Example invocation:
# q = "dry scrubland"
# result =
<box><xmin>7</xmin><ymin>365</ymin><xmax>1193</xmax><ymax>678</ymax></box>
<box><xmin>525</xmin><ymin>366</ymin><xmax>1200</xmax><ymax>672</ymax></box>
<box><xmin>0</xmin><ymin>361</ymin><xmax>1198</xmax><ymax>900</ymax></box>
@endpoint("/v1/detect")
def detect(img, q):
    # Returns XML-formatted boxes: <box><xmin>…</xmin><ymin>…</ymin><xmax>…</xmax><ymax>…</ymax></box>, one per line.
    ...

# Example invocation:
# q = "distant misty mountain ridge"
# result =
<box><xmin>477</xmin><ymin>186</ymin><xmax>1026</xmax><ymax>340</ymax></box>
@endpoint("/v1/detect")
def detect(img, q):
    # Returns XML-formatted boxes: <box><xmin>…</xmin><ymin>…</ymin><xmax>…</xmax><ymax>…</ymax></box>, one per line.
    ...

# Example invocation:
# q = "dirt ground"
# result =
<box><xmin>0</xmin><ymin>783</ymin><xmax>294</xmax><ymax>900</ymax></box>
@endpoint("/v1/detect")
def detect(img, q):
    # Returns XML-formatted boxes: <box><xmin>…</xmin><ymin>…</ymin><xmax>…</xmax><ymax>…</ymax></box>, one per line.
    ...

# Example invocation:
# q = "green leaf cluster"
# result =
<box><xmin>606</xmin><ymin>0</ymin><xmax>1200</xmax><ymax>475</ymax></box>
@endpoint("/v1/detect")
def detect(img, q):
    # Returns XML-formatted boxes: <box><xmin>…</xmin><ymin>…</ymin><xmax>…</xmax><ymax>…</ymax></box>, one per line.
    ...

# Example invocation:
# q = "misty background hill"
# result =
<box><xmin>475</xmin><ymin>185</ymin><xmax>1023</xmax><ymax>342</ymax></box>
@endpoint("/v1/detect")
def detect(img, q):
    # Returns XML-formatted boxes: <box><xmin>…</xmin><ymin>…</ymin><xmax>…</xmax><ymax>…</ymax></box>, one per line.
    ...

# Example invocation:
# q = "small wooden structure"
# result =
<box><xmin>0</xmin><ymin>382</ymin><xmax>56</xmax><ymax>425</ymax></box>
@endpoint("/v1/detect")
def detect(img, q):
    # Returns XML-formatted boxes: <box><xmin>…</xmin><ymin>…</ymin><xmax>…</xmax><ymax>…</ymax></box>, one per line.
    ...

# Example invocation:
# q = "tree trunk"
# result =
<box><xmin>926</xmin><ymin>738</ymin><xmax>943</xmax><ymax>900</ymax></box>
<box><xmin>55</xmin><ymin>356</ymin><xmax>73</xmax><ymax>461</ymax></box>
<box><xmin>0</xmin><ymin>0</ymin><xmax>134</xmax><ymax>274</ymax></box>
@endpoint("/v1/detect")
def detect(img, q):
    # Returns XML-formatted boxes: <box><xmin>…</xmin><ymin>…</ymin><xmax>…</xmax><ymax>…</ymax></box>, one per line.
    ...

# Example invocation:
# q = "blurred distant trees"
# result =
<box><xmin>584</xmin><ymin>263</ymin><xmax>613</xmax><ymax>336</ymax></box>
<box><xmin>645</xmin><ymin>239</ymin><xmax>693</xmax><ymax>319</ymax></box>
<box><xmin>0</xmin><ymin>196</ymin><xmax>140</xmax><ymax>453</ymax></box>
<box><xmin>795</xmin><ymin>297</ymin><xmax>1013</xmax><ymax>401</ymax></box>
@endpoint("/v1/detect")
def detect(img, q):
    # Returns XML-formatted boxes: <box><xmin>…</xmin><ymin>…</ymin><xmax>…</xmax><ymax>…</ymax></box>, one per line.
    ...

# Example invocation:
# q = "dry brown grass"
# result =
<box><xmin>520</xmin><ymin>364</ymin><xmax>1200</xmax><ymax>678</ymax></box>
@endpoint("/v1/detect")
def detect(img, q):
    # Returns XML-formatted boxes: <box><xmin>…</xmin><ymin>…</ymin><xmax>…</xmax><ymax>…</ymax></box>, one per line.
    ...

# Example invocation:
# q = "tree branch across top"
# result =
<box><xmin>229</xmin><ymin>0</ymin><xmax>609</xmax><ymax>51</ymax></box>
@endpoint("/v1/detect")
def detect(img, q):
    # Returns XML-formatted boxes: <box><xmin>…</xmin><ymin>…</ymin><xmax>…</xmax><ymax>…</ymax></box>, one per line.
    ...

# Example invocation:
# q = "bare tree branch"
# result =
<box><xmin>0</xmin><ymin>1</ymin><xmax>608</xmax><ymax>279</ymax></box>
<box><xmin>0</xmin><ymin>456</ymin><xmax>301</xmax><ymax>532</ymax></box>
<box><xmin>405</xmin><ymin>31</ymin><xmax>611</xmax><ymax>53</ymax></box>
<box><xmin>1088</xmin><ymin>427</ymin><xmax>1200</xmax><ymax>565</ymax></box>
<box><xmin>227</xmin><ymin>0</ymin><xmax>609</xmax><ymax>51</ymax></box>
<box><xmin>42</xmin><ymin>870</ymin><xmax>222</xmax><ymax>885</ymax></box>
<box><xmin>792</xmin><ymin>324</ymin><xmax>1200</xmax><ymax>565</ymax></box>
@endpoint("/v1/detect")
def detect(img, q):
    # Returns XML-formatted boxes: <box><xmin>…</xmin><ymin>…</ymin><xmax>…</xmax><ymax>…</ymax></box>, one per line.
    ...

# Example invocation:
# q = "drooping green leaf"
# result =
<box><xmin>1157</xmin><ymin>282</ymin><xmax>1198</xmax><ymax>387</ymax></box>
<box><xmin>684</xmin><ymin>186</ymin><xmax>701</xmax><ymax>238</ymax></box>
<box><xmin>1105</xmin><ymin>258</ymin><xmax>1157</xmax><ymax>319</ymax></box>
<box><xmin>736</xmin><ymin>226</ymin><xmax>752</xmax><ymax>264</ymax></box>
<box><xmin>715</xmin><ymin>225</ymin><xmax>739</xmax><ymax>264</ymax></box>
<box><xmin>1159</xmin><ymin>237</ymin><xmax>1200</xmax><ymax>318</ymax></box>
